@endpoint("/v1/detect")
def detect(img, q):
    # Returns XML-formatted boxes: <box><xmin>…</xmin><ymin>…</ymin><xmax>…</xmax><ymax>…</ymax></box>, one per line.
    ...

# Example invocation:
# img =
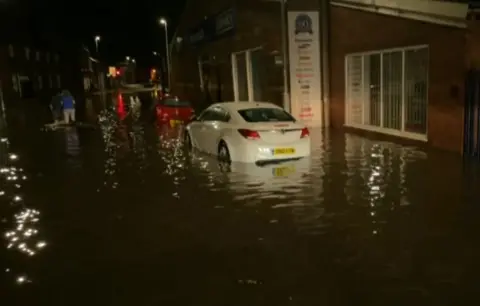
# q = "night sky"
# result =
<box><xmin>20</xmin><ymin>0</ymin><xmax>187</xmax><ymax>66</ymax></box>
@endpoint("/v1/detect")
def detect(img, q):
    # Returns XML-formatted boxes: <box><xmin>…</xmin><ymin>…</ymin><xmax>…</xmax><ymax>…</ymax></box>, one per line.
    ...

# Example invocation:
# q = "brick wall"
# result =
<box><xmin>330</xmin><ymin>6</ymin><xmax>466</xmax><ymax>152</ymax></box>
<box><xmin>171</xmin><ymin>0</ymin><xmax>284</xmax><ymax>108</ymax></box>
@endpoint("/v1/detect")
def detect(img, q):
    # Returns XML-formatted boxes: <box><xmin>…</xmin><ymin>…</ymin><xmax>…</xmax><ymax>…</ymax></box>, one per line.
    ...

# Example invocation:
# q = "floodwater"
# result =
<box><xmin>1</xmin><ymin>95</ymin><xmax>480</xmax><ymax>305</ymax></box>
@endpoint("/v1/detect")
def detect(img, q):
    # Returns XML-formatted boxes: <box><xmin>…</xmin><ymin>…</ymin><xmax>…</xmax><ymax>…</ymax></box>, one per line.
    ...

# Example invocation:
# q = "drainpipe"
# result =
<box><xmin>321</xmin><ymin>0</ymin><xmax>330</xmax><ymax>128</ymax></box>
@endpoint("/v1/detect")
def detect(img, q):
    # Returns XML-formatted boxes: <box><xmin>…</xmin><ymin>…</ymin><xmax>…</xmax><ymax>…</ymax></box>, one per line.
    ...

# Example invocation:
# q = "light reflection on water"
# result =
<box><xmin>0</xmin><ymin>136</ymin><xmax>46</xmax><ymax>286</ymax></box>
<box><xmin>3</xmin><ymin>112</ymin><xmax>480</xmax><ymax>305</ymax></box>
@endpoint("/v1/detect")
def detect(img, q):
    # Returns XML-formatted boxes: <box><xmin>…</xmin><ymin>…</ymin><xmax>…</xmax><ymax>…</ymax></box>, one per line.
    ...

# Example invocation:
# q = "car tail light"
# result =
<box><xmin>238</xmin><ymin>129</ymin><xmax>260</xmax><ymax>140</ymax></box>
<box><xmin>300</xmin><ymin>127</ymin><xmax>309</xmax><ymax>138</ymax></box>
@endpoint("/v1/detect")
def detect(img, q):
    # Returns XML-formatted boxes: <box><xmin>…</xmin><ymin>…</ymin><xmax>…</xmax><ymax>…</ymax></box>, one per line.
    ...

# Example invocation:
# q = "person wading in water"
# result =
<box><xmin>49</xmin><ymin>91</ymin><xmax>63</xmax><ymax>124</ymax></box>
<box><xmin>61</xmin><ymin>90</ymin><xmax>76</xmax><ymax>124</ymax></box>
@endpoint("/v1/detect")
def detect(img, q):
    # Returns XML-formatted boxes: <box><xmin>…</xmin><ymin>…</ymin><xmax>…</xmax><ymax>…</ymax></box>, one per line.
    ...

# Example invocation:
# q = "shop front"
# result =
<box><xmin>329</xmin><ymin>0</ymin><xmax>468</xmax><ymax>152</ymax></box>
<box><xmin>171</xmin><ymin>1</ymin><xmax>284</xmax><ymax>108</ymax></box>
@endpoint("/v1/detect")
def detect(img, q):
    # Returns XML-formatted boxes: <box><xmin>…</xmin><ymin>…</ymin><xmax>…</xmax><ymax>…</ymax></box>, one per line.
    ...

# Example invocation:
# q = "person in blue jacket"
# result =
<box><xmin>61</xmin><ymin>90</ymin><xmax>76</xmax><ymax>124</ymax></box>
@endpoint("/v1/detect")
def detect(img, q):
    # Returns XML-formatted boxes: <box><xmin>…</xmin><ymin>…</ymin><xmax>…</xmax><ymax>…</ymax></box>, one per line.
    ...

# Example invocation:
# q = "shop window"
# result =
<box><xmin>345</xmin><ymin>46</ymin><xmax>428</xmax><ymax>140</ymax></box>
<box><xmin>404</xmin><ymin>48</ymin><xmax>428</xmax><ymax>134</ymax></box>
<box><xmin>382</xmin><ymin>51</ymin><xmax>403</xmax><ymax>130</ymax></box>
<box><xmin>232</xmin><ymin>48</ymin><xmax>264</xmax><ymax>102</ymax></box>
<box><xmin>234</xmin><ymin>52</ymin><xmax>248</xmax><ymax>101</ymax></box>
<box><xmin>250</xmin><ymin>49</ymin><xmax>263</xmax><ymax>101</ymax></box>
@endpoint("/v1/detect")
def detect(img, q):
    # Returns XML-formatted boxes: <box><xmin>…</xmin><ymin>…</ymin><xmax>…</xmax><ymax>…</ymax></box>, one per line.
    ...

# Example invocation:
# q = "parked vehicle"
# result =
<box><xmin>156</xmin><ymin>96</ymin><xmax>195</xmax><ymax>127</ymax></box>
<box><xmin>184</xmin><ymin>101</ymin><xmax>311</xmax><ymax>163</ymax></box>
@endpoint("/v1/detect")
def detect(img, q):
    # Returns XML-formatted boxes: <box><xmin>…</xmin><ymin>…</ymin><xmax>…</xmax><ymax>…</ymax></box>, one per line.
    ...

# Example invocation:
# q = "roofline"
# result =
<box><xmin>330</xmin><ymin>0</ymin><xmax>469</xmax><ymax>28</ymax></box>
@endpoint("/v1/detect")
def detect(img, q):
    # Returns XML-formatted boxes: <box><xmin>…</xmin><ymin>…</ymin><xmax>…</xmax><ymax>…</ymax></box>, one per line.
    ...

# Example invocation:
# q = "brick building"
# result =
<box><xmin>172</xmin><ymin>0</ymin><xmax>474</xmax><ymax>153</ymax></box>
<box><xmin>80</xmin><ymin>46</ymin><xmax>107</xmax><ymax>92</ymax></box>
<box><xmin>0</xmin><ymin>44</ymin><xmax>64</xmax><ymax>102</ymax></box>
<box><xmin>171</xmin><ymin>0</ymin><xmax>285</xmax><ymax>109</ymax></box>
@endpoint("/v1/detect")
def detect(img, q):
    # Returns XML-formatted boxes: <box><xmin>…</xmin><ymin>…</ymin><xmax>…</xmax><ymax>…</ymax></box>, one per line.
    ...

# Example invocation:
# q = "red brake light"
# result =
<box><xmin>300</xmin><ymin>127</ymin><xmax>309</xmax><ymax>138</ymax></box>
<box><xmin>238</xmin><ymin>129</ymin><xmax>260</xmax><ymax>140</ymax></box>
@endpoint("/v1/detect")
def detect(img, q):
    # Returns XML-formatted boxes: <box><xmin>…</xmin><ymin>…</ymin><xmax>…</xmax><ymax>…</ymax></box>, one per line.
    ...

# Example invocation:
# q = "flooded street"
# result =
<box><xmin>1</xmin><ymin>98</ymin><xmax>480</xmax><ymax>305</ymax></box>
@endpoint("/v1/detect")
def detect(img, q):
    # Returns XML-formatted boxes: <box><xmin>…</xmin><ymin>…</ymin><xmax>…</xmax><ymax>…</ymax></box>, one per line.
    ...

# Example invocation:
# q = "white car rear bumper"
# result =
<box><xmin>233</xmin><ymin>137</ymin><xmax>311</xmax><ymax>163</ymax></box>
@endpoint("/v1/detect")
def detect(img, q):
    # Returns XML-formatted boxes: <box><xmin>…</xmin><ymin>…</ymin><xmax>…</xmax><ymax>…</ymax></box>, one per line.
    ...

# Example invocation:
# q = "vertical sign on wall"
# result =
<box><xmin>288</xmin><ymin>11</ymin><xmax>322</xmax><ymax>127</ymax></box>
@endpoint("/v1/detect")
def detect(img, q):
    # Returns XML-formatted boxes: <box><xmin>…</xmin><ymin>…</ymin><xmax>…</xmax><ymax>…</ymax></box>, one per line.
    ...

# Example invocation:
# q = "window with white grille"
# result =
<box><xmin>345</xmin><ymin>46</ymin><xmax>428</xmax><ymax>140</ymax></box>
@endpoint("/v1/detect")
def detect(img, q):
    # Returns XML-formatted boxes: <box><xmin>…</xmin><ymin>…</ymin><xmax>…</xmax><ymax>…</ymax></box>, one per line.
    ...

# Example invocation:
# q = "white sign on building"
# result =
<box><xmin>288</xmin><ymin>11</ymin><xmax>322</xmax><ymax>127</ymax></box>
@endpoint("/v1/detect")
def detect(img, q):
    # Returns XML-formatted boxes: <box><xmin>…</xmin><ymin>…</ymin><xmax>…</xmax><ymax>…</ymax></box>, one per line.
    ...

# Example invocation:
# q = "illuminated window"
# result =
<box><xmin>345</xmin><ymin>46</ymin><xmax>428</xmax><ymax>140</ymax></box>
<box><xmin>35</xmin><ymin>51</ymin><xmax>40</xmax><ymax>61</ymax></box>
<box><xmin>8</xmin><ymin>45</ymin><xmax>14</xmax><ymax>57</ymax></box>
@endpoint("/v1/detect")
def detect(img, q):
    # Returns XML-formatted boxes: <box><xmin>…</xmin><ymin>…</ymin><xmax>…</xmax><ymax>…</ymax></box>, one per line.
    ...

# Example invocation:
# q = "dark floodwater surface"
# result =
<box><xmin>1</xmin><ymin>105</ymin><xmax>480</xmax><ymax>305</ymax></box>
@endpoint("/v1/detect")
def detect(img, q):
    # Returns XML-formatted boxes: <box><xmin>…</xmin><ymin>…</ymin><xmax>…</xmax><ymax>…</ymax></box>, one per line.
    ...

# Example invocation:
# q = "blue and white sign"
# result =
<box><xmin>288</xmin><ymin>11</ymin><xmax>322</xmax><ymax>127</ymax></box>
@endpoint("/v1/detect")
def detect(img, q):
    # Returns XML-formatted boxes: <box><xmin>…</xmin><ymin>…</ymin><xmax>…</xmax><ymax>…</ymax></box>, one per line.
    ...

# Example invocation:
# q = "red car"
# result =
<box><xmin>156</xmin><ymin>96</ymin><xmax>195</xmax><ymax>127</ymax></box>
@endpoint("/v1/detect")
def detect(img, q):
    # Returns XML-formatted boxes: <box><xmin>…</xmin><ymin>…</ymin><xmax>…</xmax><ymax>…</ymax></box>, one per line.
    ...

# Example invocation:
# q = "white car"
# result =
<box><xmin>184</xmin><ymin>101</ymin><xmax>311</xmax><ymax>163</ymax></box>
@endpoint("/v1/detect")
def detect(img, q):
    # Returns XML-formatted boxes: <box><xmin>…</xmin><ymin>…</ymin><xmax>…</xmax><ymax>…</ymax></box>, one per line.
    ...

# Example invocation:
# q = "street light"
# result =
<box><xmin>131</xmin><ymin>59</ymin><xmax>135</xmax><ymax>63</ymax></box>
<box><xmin>159</xmin><ymin>17</ymin><xmax>171</xmax><ymax>89</ymax></box>
<box><xmin>94</xmin><ymin>36</ymin><xmax>101</xmax><ymax>54</ymax></box>
<box><xmin>126</xmin><ymin>56</ymin><xmax>130</xmax><ymax>61</ymax></box>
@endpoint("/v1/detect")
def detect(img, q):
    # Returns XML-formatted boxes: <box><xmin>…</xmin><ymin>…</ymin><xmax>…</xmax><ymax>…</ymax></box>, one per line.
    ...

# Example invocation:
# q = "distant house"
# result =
<box><xmin>80</xmin><ymin>46</ymin><xmax>106</xmax><ymax>92</ymax></box>
<box><xmin>0</xmin><ymin>44</ymin><xmax>65</xmax><ymax>103</ymax></box>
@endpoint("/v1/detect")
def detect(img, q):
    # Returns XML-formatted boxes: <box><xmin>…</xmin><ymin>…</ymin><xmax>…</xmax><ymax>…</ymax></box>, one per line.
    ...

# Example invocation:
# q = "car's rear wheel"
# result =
<box><xmin>218</xmin><ymin>141</ymin><xmax>231</xmax><ymax>163</ymax></box>
<box><xmin>184</xmin><ymin>132</ymin><xmax>193</xmax><ymax>151</ymax></box>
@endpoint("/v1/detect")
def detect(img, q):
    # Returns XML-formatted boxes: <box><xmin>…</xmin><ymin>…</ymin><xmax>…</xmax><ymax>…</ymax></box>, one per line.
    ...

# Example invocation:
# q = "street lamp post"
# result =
<box><xmin>94</xmin><ymin>36</ymin><xmax>101</xmax><ymax>54</ymax></box>
<box><xmin>279</xmin><ymin>0</ymin><xmax>290</xmax><ymax>112</ymax></box>
<box><xmin>159</xmin><ymin>18</ymin><xmax>171</xmax><ymax>89</ymax></box>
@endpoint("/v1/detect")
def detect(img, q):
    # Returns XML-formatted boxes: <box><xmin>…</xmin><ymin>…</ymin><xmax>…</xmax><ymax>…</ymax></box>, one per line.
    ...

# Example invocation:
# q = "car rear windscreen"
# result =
<box><xmin>161</xmin><ymin>99</ymin><xmax>191</xmax><ymax>107</ymax></box>
<box><xmin>238</xmin><ymin>108</ymin><xmax>295</xmax><ymax>122</ymax></box>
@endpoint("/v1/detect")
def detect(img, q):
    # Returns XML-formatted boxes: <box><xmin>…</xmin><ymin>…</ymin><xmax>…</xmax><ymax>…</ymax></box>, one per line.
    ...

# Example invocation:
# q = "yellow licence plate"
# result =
<box><xmin>169</xmin><ymin>120</ymin><xmax>182</xmax><ymax>127</ymax></box>
<box><xmin>273</xmin><ymin>166</ymin><xmax>296</xmax><ymax>177</ymax></box>
<box><xmin>273</xmin><ymin>148</ymin><xmax>295</xmax><ymax>155</ymax></box>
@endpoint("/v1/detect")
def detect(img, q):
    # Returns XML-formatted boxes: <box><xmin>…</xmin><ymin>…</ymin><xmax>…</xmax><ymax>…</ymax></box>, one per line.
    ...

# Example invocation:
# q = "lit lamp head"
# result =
<box><xmin>159</xmin><ymin>18</ymin><xmax>167</xmax><ymax>26</ymax></box>
<box><xmin>95</xmin><ymin>36</ymin><xmax>101</xmax><ymax>42</ymax></box>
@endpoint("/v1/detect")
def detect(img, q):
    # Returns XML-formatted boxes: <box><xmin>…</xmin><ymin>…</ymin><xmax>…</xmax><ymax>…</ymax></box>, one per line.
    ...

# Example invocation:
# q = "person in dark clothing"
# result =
<box><xmin>49</xmin><ymin>92</ymin><xmax>63</xmax><ymax>123</ymax></box>
<box><xmin>61</xmin><ymin>90</ymin><xmax>76</xmax><ymax>124</ymax></box>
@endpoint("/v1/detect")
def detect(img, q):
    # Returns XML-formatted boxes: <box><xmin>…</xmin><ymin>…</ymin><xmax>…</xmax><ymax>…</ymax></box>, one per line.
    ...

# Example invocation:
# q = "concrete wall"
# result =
<box><xmin>329</xmin><ymin>5</ymin><xmax>466</xmax><ymax>152</ymax></box>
